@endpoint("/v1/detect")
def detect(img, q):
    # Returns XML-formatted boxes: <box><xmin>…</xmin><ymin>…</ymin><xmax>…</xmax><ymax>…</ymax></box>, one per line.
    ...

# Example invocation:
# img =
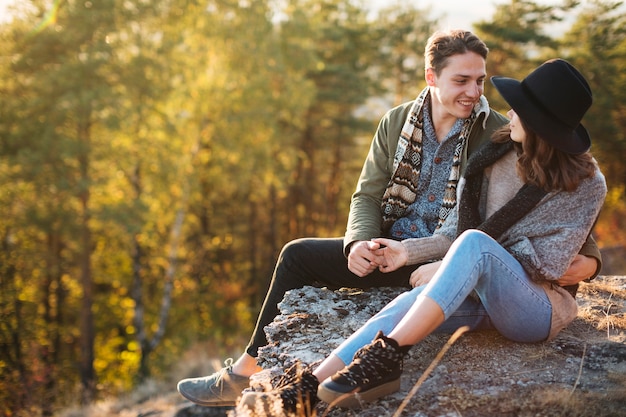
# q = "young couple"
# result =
<box><xmin>178</xmin><ymin>29</ymin><xmax>606</xmax><ymax>414</ymax></box>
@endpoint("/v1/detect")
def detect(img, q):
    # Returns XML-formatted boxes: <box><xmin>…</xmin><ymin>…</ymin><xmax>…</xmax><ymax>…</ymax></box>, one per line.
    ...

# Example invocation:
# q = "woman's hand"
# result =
<box><xmin>409</xmin><ymin>261</ymin><xmax>442</xmax><ymax>288</ymax></box>
<box><xmin>372</xmin><ymin>238</ymin><xmax>408</xmax><ymax>273</ymax></box>
<box><xmin>556</xmin><ymin>254</ymin><xmax>598</xmax><ymax>286</ymax></box>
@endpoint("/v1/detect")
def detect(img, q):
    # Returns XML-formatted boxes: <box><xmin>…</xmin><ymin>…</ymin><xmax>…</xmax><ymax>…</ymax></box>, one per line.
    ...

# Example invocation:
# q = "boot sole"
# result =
<box><xmin>317</xmin><ymin>378</ymin><xmax>401</xmax><ymax>408</ymax></box>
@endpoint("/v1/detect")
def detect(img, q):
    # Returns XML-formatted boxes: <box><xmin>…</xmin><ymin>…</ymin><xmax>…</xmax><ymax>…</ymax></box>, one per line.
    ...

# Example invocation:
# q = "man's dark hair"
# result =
<box><xmin>425</xmin><ymin>30</ymin><xmax>489</xmax><ymax>75</ymax></box>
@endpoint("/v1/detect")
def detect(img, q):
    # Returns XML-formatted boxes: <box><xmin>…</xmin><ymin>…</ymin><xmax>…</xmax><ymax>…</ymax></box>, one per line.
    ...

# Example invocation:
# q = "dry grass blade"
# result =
<box><xmin>392</xmin><ymin>326</ymin><xmax>470</xmax><ymax>417</ymax></box>
<box><xmin>569</xmin><ymin>343</ymin><xmax>587</xmax><ymax>397</ymax></box>
<box><xmin>602</xmin><ymin>292</ymin><xmax>615</xmax><ymax>339</ymax></box>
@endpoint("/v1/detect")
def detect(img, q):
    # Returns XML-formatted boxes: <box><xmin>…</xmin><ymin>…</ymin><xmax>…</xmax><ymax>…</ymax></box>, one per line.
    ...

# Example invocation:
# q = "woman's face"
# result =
<box><xmin>507</xmin><ymin>109</ymin><xmax>527</xmax><ymax>143</ymax></box>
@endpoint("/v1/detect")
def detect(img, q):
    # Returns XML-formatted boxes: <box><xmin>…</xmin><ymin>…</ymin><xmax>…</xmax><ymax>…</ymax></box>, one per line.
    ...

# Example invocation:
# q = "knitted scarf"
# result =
<box><xmin>456</xmin><ymin>140</ymin><xmax>547</xmax><ymax>239</ymax></box>
<box><xmin>380</xmin><ymin>89</ymin><xmax>483</xmax><ymax>235</ymax></box>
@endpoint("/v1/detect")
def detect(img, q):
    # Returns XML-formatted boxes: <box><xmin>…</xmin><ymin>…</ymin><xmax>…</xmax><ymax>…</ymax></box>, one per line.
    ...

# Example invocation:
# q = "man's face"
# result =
<box><xmin>427</xmin><ymin>52</ymin><xmax>487</xmax><ymax>122</ymax></box>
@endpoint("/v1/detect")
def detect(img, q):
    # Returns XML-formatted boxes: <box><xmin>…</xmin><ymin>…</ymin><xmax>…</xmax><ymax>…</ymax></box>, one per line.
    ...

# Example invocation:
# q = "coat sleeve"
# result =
<box><xmin>343</xmin><ymin>103</ymin><xmax>410</xmax><ymax>255</ymax></box>
<box><xmin>396</xmin><ymin>196</ymin><xmax>458</xmax><ymax>266</ymax></box>
<box><xmin>501</xmin><ymin>169</ymin><xmax>607</xmax><ymax>282</ymax></box>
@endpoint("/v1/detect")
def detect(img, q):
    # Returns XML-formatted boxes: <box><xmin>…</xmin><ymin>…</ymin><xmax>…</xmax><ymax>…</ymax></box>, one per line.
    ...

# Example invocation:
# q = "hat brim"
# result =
<box><xmin>490</xmin><ymin>76</ymin><xmax>590</xmax><ymax>154</ymax></box>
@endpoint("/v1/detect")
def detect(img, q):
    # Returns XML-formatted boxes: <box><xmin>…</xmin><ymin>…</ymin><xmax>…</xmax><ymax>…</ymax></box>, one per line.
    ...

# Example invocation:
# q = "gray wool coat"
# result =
<box><xmin>400</xmin><ymin>149</ymin><xmax>607</xmax><ymax>339</ymax></box>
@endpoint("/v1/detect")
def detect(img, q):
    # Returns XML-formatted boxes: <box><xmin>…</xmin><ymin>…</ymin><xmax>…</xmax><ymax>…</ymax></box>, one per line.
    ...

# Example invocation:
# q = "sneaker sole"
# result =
<box><xmin>178</xmin><ymin>391</ymin><xmax>237</xmax><ymax>407</ymax></box>
<box><xmin>317</xmin><ymin>378</ymin><xmax>401</xmax><ymax>409</ymax></box>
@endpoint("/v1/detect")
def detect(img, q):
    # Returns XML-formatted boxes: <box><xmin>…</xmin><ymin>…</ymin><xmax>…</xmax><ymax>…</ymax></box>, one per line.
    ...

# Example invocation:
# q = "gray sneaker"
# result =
<box><xmin>177</xmin><ymin>359</ymin><xmax>251</xmax><ymax>406</ymax></box>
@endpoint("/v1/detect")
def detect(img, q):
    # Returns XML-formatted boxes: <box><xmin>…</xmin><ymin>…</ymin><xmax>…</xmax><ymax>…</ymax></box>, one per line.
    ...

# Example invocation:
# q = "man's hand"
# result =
<box><xmin>556</xmin><ymin>254</ymin><xmax>598</xmax><ymax>286</ymax></box>
<box><xmin>409</xmin><ymin>261</ymin><xmax>442</xmax><ymax>288</ymax></box>
<box><xmin>347</xmin><ymin>240</ymin><xmax>386</xmax><ymax>277</ymax></box>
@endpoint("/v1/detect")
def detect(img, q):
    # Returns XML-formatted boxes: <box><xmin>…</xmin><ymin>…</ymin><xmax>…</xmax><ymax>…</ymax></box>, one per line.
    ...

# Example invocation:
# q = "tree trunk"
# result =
<box><xmin>78</xmin><ymin>118</ymin><xmax>95</xmax><ymax>404</ymax></box>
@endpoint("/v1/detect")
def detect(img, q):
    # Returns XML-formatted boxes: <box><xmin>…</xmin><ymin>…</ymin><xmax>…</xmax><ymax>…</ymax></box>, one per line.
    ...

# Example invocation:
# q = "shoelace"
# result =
<box><xmin>213</xmin><ymin>358</ymin><xmax>235</xmax><ymax>389</ymax></box>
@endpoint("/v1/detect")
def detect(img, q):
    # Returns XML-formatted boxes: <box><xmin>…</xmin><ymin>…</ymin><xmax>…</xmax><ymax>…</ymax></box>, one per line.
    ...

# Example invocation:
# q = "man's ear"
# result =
<box><xmin>425</xmin><ymin>68</ymin><xmax>436</xmax><ymax>86</ymax></box>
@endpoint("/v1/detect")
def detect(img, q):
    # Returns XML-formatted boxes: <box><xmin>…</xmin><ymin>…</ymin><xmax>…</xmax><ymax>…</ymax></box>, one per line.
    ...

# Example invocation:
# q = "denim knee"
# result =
<box><xmin>456</xmin><ymin>229</ymin><xmax>491</xmax><ymax>246</ymax></box>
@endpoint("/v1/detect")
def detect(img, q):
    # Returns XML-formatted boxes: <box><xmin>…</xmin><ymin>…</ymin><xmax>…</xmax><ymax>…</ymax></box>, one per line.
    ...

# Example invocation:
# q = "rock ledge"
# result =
<box><xmin>178</xmin><ymin>276</ymin><xmax>625</xmax><ymax>417</ymax></box>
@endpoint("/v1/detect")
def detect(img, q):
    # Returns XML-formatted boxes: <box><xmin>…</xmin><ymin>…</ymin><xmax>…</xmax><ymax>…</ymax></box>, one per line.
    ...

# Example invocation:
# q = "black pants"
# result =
<box><xmin>245</xmin><ymin>237</ymin><xmax>415</xmax><ymax>357</ymax></box>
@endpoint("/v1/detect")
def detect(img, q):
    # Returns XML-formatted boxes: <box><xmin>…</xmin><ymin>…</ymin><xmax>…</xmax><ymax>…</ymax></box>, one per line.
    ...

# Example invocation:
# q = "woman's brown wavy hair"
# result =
<box><xmin>492</xmin><ymin>122</ymin><xmax>597</xmax><ymax>192</ymax></box>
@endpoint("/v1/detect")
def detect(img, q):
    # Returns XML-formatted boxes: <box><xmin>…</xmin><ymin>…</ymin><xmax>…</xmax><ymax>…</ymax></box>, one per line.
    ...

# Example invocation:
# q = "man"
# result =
<box><xmin>177</xmin><ymin>29</ymin><xmax>601</xmax><ymax>407</ymax></box>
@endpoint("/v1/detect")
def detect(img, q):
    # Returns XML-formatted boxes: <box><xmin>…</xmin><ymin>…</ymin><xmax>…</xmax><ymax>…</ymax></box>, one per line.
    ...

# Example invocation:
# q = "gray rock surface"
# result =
<box><xmin>179</xmin><ymin>276</ymin><xmax>626</xmax><ymax>417</ymax></box>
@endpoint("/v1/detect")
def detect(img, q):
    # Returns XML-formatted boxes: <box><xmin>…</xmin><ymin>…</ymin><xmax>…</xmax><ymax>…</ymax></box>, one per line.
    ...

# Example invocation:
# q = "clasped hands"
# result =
<box><xmin>347</xmin><ymin>238</ymin><xmax>435</xmax><ymax>287</ymax></box>
<box><xmin>347</xmin><ymin>237</ymin><xmax>597</xmax><ymax>289</ymax></box>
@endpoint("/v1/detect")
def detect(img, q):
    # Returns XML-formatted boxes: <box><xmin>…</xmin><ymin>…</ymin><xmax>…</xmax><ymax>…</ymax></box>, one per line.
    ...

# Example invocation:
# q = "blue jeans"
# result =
<box><xmin>333</xmin><ymin>230</ymin><xmax>552</xmax><ymax>365</ymax></box>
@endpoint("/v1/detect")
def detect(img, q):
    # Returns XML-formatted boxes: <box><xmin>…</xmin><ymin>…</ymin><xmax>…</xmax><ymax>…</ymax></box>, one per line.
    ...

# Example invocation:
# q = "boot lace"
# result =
<box><xmin>271</xmin><ymin>362</ymin><xmax>319</xmax><ymax>412</ymax></box>
<box><xmin>336</xmin><ymin>337</ymin><xmax>402</xmax><ymax>387</ymax></box>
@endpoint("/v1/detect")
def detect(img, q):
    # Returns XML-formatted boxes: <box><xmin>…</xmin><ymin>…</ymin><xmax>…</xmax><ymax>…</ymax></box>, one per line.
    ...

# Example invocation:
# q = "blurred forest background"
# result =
<box><xmin>1</xmin><ymin>0</ymin><xmax>626</xmax><ymax>415</ymax></box>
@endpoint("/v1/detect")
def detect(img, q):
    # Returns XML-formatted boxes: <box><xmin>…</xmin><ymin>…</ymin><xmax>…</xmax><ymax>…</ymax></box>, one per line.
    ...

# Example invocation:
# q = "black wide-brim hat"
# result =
<box><xmin>490</xmin><ymin>59</ymin><xmax>592</xmax><ymax>154</ymax></box>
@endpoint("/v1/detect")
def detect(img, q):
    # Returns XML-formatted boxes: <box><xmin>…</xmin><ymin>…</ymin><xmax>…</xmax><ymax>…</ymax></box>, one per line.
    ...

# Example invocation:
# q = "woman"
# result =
<box><xmin>240</xmin><ymin>59</ymin><xmax>607</xmax><ymax>414</ymax></box>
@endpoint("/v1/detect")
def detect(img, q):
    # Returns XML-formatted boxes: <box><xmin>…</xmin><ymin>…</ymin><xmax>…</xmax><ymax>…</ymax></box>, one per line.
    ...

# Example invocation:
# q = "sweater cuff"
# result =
<box><xmin>402</xmin><ymin>234</ymin><xmax>452</xmax><ymax>266</ymax></box>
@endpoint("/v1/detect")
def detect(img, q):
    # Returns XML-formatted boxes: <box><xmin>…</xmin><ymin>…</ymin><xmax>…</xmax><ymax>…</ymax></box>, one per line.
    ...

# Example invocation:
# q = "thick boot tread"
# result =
<box><xmin>317</xmin><ymin>377</ymin><xmax>401</xmax><ymax>408</ymax></box>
